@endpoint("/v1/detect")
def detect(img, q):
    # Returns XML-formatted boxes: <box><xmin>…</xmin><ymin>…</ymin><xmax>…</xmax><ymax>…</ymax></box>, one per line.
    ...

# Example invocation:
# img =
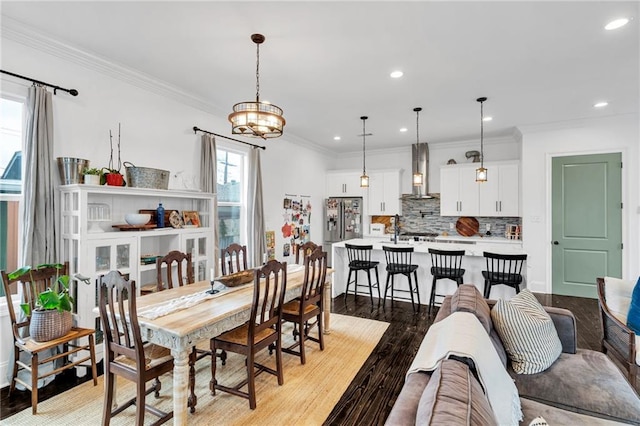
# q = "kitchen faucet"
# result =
<box><xmin>394</xmin><ymin>214</ymin><xmax>400</xmax><ymax>244</ymax></box>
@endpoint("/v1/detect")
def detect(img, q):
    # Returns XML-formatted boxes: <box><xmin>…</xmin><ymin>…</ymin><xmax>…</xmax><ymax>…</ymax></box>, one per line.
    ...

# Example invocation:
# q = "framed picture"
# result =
<box><xmin>183</xmin><ymin>210</ymin><xmax>201</xmax><ymax>227</ymax></box>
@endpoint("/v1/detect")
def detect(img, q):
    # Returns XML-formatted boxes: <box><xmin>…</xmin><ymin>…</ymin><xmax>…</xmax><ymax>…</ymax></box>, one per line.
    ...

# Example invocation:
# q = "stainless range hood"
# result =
<box><xmin>410</xmin><ymin>142</ymin><xmax>432</xmax><ymax>199</ymax></box>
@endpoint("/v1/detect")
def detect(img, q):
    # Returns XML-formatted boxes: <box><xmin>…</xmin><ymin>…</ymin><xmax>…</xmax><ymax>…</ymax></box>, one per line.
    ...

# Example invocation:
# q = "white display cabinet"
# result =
<box><xmin>59</xmin><ymin>184</ymin><xmax>215</xmax><ymax>349</ymax></box>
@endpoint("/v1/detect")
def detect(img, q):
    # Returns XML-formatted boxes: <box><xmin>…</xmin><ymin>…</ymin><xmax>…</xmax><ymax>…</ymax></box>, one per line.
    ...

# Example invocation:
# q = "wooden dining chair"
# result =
<box><xmin>98</xmin><ymin>271</ymin><xmax>174</xmax><ymax>426</ymax></box>
<box><xmin>1</xmin><ymin>263</ymin><xmax>98</xmax><ymax>414</ymax></box>
<box><xmin>221</xmin><ymin>243</ymin><xmax>248</xmax><ymax>275</ymax></box>
<box><xmin>282</xmin><ymin>248</ymin><xmax>327</xmax><ymax>364</ymax></box>
<box><xmin>295</xmin><ymin>241</ymin><xmax>321</xmax><ymax>265</ymax></box>
<box><xmin>210</xmin><ymin>259</ymin><xmax>287</xmax><ymax>409</ymax></box>
<box><xmin>154</xmin><ymin>250</ymin><xmax>222</xmax><ymax>412</ymax></box>
<box><xmin>156</xmin><ymin>250</ymin><xmax>194</xmax><ymax>292</ymax></box>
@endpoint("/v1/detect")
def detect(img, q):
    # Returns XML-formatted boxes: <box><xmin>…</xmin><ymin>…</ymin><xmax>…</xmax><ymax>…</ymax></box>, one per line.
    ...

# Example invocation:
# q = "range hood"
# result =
<box><xmin>409</xmin><ymin>142</ymin><xmax>432</xmax><ymax>199</ymax></box>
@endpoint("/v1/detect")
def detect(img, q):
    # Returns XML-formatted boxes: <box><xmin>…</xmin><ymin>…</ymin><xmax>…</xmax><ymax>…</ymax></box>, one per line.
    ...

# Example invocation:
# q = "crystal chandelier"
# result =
<box><xmin>228</xmin><ymin>34</ymin><xmax>285</xmax><ymax>139</ymax></box>
<box><xmin>476</xmin><ymin>97</ymin><xmax>488</xmax><ymax>182</ymax></box>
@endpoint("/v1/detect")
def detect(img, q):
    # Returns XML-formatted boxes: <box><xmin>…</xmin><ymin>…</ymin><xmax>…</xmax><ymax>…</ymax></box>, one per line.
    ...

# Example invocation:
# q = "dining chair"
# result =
<box><xmin>482</xmin><ymin>252</ymin><xmax>527</xmax><ymax>298</ymax></box>
<box><xmin>210</xmin><ymin>259</ymin><xmax>287</xmax><ymax>409</ymax></box>
<box><xmin>154</xmin><ymin>249</ymin><xmax>223</xmax><ymax>412</ymax></box>
<box><xmin>295</xmin><ymin>241</ymin><xmax>321</xmax><ymax>265</ymax></box>
<box><xmin>221</xmin><ymin>243</ymin><xmax>248</xmax><ymax>275</ymax></box>
<box><xmin>344</xmin><ymin>243</ymin><xmax>381</xmax><ymax>306</ymax></box>
<box><xmin>1</xmin><ymin>263</ymin><xmax>98</xmax><ymax>414</ymax></box>
<box><xmin>282</xmin><ymin>247</ymin><xmax>327</xmax><ymax>364</ymax></box>
<box><xmin>428</xmin><ymin>248</ymin><xmax>466</xmax><ymax>315</ymax></box>
<box><xmin>98</xmin><ymin>271</ymin><xmax>174</xmax><ymax>426</ymax></box>
<box><xmin>382</xmin><ymin>245</ymin><xmax>421</xmax><ymax>311</ymax></box>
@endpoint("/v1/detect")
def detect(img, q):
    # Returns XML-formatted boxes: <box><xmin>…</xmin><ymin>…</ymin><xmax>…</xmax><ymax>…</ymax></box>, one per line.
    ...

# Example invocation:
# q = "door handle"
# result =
<box><xmin>553</xmin><ymin>241</ymin><xmax>559</xmax><ymax>245</ymax></box>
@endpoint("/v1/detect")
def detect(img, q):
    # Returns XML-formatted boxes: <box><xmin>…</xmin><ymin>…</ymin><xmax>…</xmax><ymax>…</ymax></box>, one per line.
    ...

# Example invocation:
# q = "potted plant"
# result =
<box><xmin>8</xmin><ymin>263</ymin><xmax>90</xmax><ymax>342</ymax></box>
<box><xmin>103</xmin><ymin>122</ymin><xmax>125</xmax><ymax>186</ymax></box>
<box><xmin>82</xmin><ymin>167</ymin><xmax>102</xmax><ymax>185</ymax></box>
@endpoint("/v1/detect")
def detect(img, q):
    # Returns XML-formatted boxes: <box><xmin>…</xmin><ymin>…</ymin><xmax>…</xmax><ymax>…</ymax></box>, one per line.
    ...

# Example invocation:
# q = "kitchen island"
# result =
<box><xmin>331</xmin><ymin>236</ymin><xmax>526</xmax><ymax>305</ymax></box>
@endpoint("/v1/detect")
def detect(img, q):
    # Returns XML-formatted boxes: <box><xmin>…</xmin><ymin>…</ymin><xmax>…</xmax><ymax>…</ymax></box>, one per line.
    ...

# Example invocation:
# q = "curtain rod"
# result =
<box><xmin>0</xmin><ymin>69</ymin><xmax>78</xmax><ymax>96</ymax></box>
<box><xmin>193</xmin><ymin>126</ymin><xmax>266</xmax><ymax>150</ymax></box>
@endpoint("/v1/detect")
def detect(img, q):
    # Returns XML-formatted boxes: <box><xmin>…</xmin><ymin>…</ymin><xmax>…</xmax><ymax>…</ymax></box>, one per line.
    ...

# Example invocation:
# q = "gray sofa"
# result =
<box><xmin>385</xmin><ymin>285</ymin><xmax>640</xmax><ymax>425</ymax></box>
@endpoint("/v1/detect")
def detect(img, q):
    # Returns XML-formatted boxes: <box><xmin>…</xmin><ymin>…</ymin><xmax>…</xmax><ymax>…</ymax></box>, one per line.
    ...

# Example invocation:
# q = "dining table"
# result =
<box><xmin>96</xmin><ymin>264</ymin><xmax>333</xmax><ymax>425</ymax></box>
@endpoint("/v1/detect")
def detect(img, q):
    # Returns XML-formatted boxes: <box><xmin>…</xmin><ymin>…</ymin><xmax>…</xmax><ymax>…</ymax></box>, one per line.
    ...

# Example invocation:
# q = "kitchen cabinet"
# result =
<box><xmin>59</xmin><ymin>184</ymin><xmax>215</xmax><ymax>352</ymax></box>
<box><xmin>440</xmin><ymin>165</ymin><xmax>479</xmax><ymax>216</ymax></box>
<box><xmin>326</xmin><ymin>171</ymin><xmax>364</xmax><ymax>197</ymax></box>
<box><xmin>479</xmin><ymin>162</ymin><xmax>520</xmax><ymax>216</ymax></box>
<box><xmin>367</xmin><ymin>170</ymin><xmax>402</xmax><ymax>216</ymax></box>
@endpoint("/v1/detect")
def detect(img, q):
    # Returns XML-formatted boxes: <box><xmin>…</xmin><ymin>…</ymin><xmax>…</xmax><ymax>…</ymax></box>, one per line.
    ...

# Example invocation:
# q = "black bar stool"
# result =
<box><xmin>428</xmin><ymin>248</ymin><xmax>466</xmax><ymax>315</ymax></box>
<box><xmin>482</xmin><ymin>252</ymin><xmax>527</xmax><ymax>298</ymax></box>
<box><xmin>382</xmin><ymin>245</ymin><xmax>420</xmax><ymax>311</ymax></box>
<box><xmin>344</xmin><ymin>243</ymin><xmax>381</xmax><ymax>306</ymax></box>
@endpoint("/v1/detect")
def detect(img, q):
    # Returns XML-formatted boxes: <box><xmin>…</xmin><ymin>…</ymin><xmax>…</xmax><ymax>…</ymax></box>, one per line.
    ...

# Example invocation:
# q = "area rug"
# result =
<box><xmin>5</xmin><ymin>313</ymin><xmax>389</xmax><ymax>425</ymax></box>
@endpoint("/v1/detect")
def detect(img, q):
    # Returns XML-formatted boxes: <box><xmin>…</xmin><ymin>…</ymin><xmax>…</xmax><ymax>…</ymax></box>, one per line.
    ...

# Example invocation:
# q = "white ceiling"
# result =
<box><xmin>2</xmin><ymin>1</ymin><xmax>638</xmax><ymax>153</ymax></box>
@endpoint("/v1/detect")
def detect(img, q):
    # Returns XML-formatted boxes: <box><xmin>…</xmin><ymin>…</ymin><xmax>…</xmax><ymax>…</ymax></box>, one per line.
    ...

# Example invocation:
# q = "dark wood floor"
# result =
<box><xmin>0</xmin><ymin>292</ymin><xmax>603</xmax><ymax>423</ymax></box>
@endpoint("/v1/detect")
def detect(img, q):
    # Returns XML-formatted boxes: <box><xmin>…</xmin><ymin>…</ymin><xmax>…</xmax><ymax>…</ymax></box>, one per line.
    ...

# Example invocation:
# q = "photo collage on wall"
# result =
<box><xmin>281</xmin><ymin>195</ymin><xmax>312</xmax><ymax>258</ymax></box>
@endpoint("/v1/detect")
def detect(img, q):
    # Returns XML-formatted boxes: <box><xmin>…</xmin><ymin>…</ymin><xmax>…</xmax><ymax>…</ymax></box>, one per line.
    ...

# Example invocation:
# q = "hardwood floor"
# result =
<box><xmin>0</xmin><ymin>292</ymin><xmax>605</xmax><ymax>423</ymax></box>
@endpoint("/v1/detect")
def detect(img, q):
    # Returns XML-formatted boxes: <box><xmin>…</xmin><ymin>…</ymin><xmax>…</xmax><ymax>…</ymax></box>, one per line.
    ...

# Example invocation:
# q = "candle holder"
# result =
<box><xmin>207</xmin><ymin>279</ymin><xmax>219</xmax><ymax>295</ymax></box>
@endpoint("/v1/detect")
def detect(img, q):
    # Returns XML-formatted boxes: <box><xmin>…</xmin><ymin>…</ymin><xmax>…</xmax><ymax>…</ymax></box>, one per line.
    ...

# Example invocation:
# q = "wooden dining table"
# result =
<box><xmin>99</xmin><ymin>265</ymin><xmax>333</xmax><ymax>425</ymax></box>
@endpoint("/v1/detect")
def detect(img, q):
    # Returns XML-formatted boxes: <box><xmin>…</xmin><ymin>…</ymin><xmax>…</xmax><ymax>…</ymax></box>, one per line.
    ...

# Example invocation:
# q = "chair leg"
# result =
<box><xmin>210</xmin><ymin>341</ymin><xmax>218</xmax><ymax>396</ymax></box>
<box><xmin>89</xmin><ymin>334</ymin><xmax>98</xmax><ymax>386</ymax></box>
<box><xmin>299</xmin><ymin>321</ymin><xmax>307</xmax><ymax>365</ymax></box>
<box><xmin>9</xmin><ymin>346</ymin><xmax>19</xmax><ymax>395</ymax></box>
<box><xmin>31</xmin><ymin>352</ymin><xmax>38</xmax><ymax>415</ymax></box>
<box><xmin>136</xmin><ymin>376</ymin><xmax>146</xmax><ymax>426</ymax></box>
<box><xmin>189</xmin><ymin>347</ymin><xmax>198</xmax><ymax>413</ymax></box>
<box><xmin>276</xmin><ymin>333</ymin><xmax>284</xmax><ymax>386</ymax></box>
<box><xmin>414</xmin><ymin>271</ymin><xmax>420</xmax><ymax>307</ymax></box>
<box><xmin>219</xmin><ymin>349</ymin><xmax>227</xmax><ymax>365</ymax></box>
<box><xmin>247</xmin><ymin>352</ymin><xmax>257</xmax><ymax>409</ymax></box>
<box><xmin>374</xmin><ymin>266</ymin><xmax>381</xmax><ymax>300</ymax></box>
<box><xmin>345</xmin><ymin>269</ymin><xmax>353</xmax><ymax>302</ymax></box>
<box><xmin>407</xmin><ymin>274</ymin><xmax>416</xmax><ymax>312</ymax></box>
<box><xmin>317</xmin><ymin>311</ymin><xmax>325</xmax><ymax>350</ymax></box>
<box><xmin>429</xmin><ymin>277</ymin><xmax>437</xmax><ymax>316</ymax></box>
<box><xmin>366</xmin><ymin>269</ymin><xmax>374</xmax><ymax>306</ymax></box>
<box><xmin>484</xmin><ymin>280</ymin><xmax>491</xmax><ymax>299</ymax></box>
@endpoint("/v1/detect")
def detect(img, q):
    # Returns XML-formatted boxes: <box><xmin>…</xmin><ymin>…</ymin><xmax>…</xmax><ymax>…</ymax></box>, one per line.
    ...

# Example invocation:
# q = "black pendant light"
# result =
<box><xmin>359</xmin><ymin>116</ymin><xmax>370</xmax><ymax>187</ymax></box>
<box><xmin>412</xmin><ymin>107</ymin><xmax>423</xmax><ymax>187</ymax></box>
<box><xmin>476</xmin><ymin>97</ymin><xmax>488</xmax><ymax>182</ymax></box>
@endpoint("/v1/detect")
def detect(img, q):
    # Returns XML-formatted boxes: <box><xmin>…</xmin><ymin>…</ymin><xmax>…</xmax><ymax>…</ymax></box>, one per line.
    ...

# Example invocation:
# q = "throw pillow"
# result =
<box><xmin>450</xmin><ymin>284</ymin><xmax>492</xmax><ymax>334</ymax></box>
<box><xmin>491</xmin><ymin>289</ymin><xmax>562</xmax><ymax>374</ymax></box>
<box><xmin>604</xmin><ymin>276</ymin><xmax>635</xmax><ymax>324</ymax></box>
<box><xmin>415</xmin><ymin>359</ymin><xmax>497</xmax><ymax>426</ymax></box>
<box><xmin>626</xmin><ymin>277</ymin><xmax>640</xmax><ymax>334</ymax></box>
<box><xmin>528</xmin><ymin>416</ymin><xmax>549</xmax><ymax>426</ymax></box>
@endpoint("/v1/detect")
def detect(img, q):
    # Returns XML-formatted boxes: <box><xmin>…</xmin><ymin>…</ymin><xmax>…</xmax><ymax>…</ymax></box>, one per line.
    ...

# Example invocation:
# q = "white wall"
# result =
<box><xmin>0</xmin><ymin>37</ymin><xmax>331</xmax><ymax>387</ymax></box>
<box><xmin>520</xmin><ymin>114</ymin><xmax>640</xmax><ymax>293</ymax></box>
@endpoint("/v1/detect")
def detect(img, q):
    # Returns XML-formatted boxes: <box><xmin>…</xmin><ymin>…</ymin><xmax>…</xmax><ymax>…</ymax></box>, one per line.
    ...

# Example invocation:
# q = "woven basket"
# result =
<box><xmin>217</xmin><ymin>270</ymin><xmax>255</xmax><ymax>287</ymax></box>
<box><xmin>29</xmin><ymin>310</ymin><xmax>73</xmax><ymax>342</ymax></box>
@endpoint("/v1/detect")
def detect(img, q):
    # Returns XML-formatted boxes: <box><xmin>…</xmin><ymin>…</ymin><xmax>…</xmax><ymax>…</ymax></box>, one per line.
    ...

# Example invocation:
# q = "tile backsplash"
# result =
<box><xmin>391</xmin><ymin>196</ymin><xmax>522</xmax><ymax>238</ymax></box>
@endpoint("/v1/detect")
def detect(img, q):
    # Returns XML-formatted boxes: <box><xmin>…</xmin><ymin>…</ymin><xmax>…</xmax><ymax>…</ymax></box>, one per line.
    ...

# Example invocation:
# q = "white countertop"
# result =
<box><xmin>333</xmin><ymin>237</ymin><xmax>525</xmax><ymax>256</ymax></box>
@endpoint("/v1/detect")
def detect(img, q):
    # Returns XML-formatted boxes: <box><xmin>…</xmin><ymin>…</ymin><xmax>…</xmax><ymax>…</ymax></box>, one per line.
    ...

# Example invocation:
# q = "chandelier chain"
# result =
<box><xmin>480</xmin><ymin>100</ymin><xmax>484</xmax><ymax>167</ymax></box>
<box><xmin>362</xmin><ymin>118</ymin><xmax>367</xmax><ymax>173</ymax></box>
<box><xmin>415</xmin><ymin>108</ymin><xmax>420</xmax><ymax>172</ymax></box>
<box><xmin>255</xmin><ymin>42</ymin><xmax>260</xmax><ymax>102</ymax></box>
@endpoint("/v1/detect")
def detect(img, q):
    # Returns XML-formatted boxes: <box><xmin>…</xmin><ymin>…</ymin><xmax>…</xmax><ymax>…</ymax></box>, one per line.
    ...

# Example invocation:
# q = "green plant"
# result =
<box><xmin>83</xmin><ymin>167</ymin><xmax>102</xmax><ymax>176</ymax></box>
<box><xmin>7</xmin><ymin>263</ymin><xmax>90</xmax><ymax>316</ymax></box>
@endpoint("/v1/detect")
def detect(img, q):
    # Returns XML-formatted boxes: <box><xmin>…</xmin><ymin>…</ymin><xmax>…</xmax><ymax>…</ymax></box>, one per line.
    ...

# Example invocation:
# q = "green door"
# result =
<box><xmin>551</xmin><ymin>153</ymin><xmax>622</xmax><ymax>298</ymax></box>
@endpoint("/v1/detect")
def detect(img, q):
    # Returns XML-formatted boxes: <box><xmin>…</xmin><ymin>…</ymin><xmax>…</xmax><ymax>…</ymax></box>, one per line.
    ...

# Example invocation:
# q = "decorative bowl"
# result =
<box><xmin>217</xmin><ymin>270</ymin><xmax>255</xmax><ymax>287</ymax></box>
<box><xmin>125</xmin><ymin>213</ymin><xmax>151</xmax><ymax>226</ymax></box>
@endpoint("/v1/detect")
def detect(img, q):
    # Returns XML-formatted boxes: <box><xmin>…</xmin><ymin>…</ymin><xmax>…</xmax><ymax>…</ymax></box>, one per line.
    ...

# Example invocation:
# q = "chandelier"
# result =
<box><xmin>359</xmin><ymin>116</ymin><xmax>370</xmax><ymax>187</ymax></box>
<box><xmin>412</xmin><ymin>107</ymin><xmax>423</xmax><ymax>186</ymax></box>
<box><xmin>228</xmin><ymin>34</ymin><xmax>285</xmax><ymax>139</ymax></box>
<box><xmin>476</xmin><ymin>97</ymin><xmax>488</xmax><ymax>182</ymax></box>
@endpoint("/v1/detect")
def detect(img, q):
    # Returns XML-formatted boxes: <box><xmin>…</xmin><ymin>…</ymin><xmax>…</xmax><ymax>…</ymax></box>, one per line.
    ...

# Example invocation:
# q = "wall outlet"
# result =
<box><xmin>449</xmin><ymin>222</ymin><xmax>454</xmax><ymax>230</ymax></box>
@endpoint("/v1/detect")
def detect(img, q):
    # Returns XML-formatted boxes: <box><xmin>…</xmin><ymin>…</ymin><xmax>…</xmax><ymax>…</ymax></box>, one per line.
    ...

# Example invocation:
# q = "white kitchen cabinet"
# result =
<box><xmin>367</xmin><ymin>170</ymin><xmax>402</xmax><ymax>216</ymax></box>
<box><xmin>479</xmin><ymin>162</ymin><xmax>520</xmax><ymax>216</ymax></box>
<box><xmin>440</xmin><ymin>165</ymin><xmax>479</xmax><ymax>216</ymax></box>
<box><xmin>59</xmin><ymin>184</ymin><xmax>215</xmax><ymax>352</ymax></box>
<box><xmin>326</xmin><ymin>171</ymin><xmax>364</xmax><ymax>197</ymax></box>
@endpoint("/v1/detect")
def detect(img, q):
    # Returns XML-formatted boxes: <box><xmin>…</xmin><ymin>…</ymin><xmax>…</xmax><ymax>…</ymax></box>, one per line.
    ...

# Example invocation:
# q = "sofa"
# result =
<box><xmin>385</xmin><ymin>284</ymin><xmax>640</xmax><ymax>425</ymax></box>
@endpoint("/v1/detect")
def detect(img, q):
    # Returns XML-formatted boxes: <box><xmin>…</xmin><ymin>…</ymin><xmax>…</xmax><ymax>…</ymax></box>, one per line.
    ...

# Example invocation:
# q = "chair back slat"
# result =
<box><xmin>383</xmin><ymin>245</ymin><xmax>414</xmax><ymax>273</ymax></box>
<box><xmin>483</xmin><ymin>252</ymin><xmax>527</xmax><ymax>285</ymax></box>
<box><xmin>301</xmin><ymin>248</ymin><xmax>328</xmax><ymax>303</ymax></box>
<box><xmin>296</xmin><ymin>241</ymin><xmax>321</xmax><ymax>265</ymax></box>
<box><xmin>250</xmin><ymin>260</ymin><xmax>287</xmax><ymax>343</ymax></box>
<box><xmin>221</xmin><ymin>243</ymin><xmax>248</xmax><ymax>275</ymax></box>
<box><xmin>345</xmin><ymin>243</ymin><xmax>373</xmax><ymax>265</ymax></box>
<box><xmin>156</xmin><ymin>250</ymin><xmax>194</xmax><ymax>291</ymax></box>
<box><xmin>429</xmin><ymin>249</ymin><xmax>465</xmax><ymax>273</ymax></box>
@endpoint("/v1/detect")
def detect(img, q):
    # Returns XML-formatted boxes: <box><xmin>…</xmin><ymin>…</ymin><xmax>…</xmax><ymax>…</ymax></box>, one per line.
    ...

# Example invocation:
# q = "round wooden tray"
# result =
<box><xmin>455</xmin><ymin>217</ymin><xmax>479</xmax><ymax>237</ymax></box>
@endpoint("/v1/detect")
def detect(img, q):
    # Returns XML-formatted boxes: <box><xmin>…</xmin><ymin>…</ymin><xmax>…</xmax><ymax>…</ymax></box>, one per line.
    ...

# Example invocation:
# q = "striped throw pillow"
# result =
<box><xmin>491</xmin><ymin>289</ymin><xmax>562</xmax><ymax>374</ymax></box>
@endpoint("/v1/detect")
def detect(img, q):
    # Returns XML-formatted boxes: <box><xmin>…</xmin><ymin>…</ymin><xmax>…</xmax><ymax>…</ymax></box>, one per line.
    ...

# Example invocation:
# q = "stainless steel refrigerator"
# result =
<box><xmin>324</xmin><ymin>197</ymin><xmax>363</xmax><ymax>266</ymax></box>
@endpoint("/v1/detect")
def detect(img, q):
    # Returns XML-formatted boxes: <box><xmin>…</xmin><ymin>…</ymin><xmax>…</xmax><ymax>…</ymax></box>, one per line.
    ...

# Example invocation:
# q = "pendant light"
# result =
<box><xmin>228</xmin><ymin>34</ymin><xmax>286</xmax><ymax>139</ymax></box>
<box><xmin>412</xmin><ymin>107</ymin><xmax>423</xmax><ymax>187</ymax></box>
<box><xmin>475</xmin><ymin>97</ymin><xmax>488</xmax><ymax>182</ymax></box>
<box><xmin>359</xmin><ymin>116</ymin><xmax>370</xmax><ymax>187</ymax></box>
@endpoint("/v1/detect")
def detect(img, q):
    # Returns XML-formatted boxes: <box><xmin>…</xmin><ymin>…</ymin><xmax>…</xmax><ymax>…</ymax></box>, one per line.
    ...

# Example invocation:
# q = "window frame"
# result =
<box><xmin>216</xmin><ymin>142</ymin><xmax>249</xmax><ymax>252</ymax></box>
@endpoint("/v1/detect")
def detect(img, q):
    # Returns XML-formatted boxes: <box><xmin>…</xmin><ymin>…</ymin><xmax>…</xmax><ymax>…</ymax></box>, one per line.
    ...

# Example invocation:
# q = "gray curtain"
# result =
<box><xmin>21</xmin><ymin>85</ymin><xmax>56</xmax><ymax>266</ymax></box>
<box><xmin>248</xmin><ymin>148</ymin><xmax>266</xmax><ymax>267</ymax></box>
<box><xmin>200</xmin><ymin>134</ymin><xmax>220</xmax><ymax>276</ymax></box>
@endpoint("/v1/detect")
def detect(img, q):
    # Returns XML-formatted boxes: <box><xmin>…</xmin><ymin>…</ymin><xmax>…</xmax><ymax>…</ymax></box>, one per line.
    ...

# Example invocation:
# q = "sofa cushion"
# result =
<box><xmin>604</xmin><ymin>276</ymin><xmax>634</xmax><ymax>324</ymax></box>
<box><xmin>511</xmin><ymin>349</ymin><xmax>640</xmax><ymax>424</ymax></box>
<box><xmin>520</xmin><ymin>398</ymin><xmax>626</xmax><ymax>426</ymax></box>
<box><xmin>450</xmin><ymin>284</ymin><xmax>491</xmax><ymax>334</ymax></box>
<box><xmin>491</xmin><ymin>289</ymin><xmax>562</xmax><ymax>374</ymax></box>
<box><xmin>626</xmin><ymin>276</ymin><xmax>640</xmax><ymax>334</ymax></box>
<box><xmin>415</xmin><ymin>359</ymin><xmax>497</xmax><ymax>426</ymax></box>
<box><xmin>384</xmin><ymin>372</ymin><xmax>431</xmax><ymax>426</ymax></box>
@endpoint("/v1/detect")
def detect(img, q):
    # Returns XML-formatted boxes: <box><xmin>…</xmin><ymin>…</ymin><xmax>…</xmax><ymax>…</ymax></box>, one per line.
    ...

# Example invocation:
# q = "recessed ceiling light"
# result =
<box><xmin>399</xmin><ymin>127</ymin><xmax>408</xmax><ymax>132</ymax></box>
<box><xmin>390</xmin><ymin>70</ymin><xmax>403</xmax><ymax>78</ymax></box>
<box><xmin>593</xmin><ymin>101</ymin><xmax>609</xmax><ymax>108</ymax></box>
<box><xmin>333</xmin><ymin>136</ymin><xmax>341</xmax><ymax>141</ymax></box>
<box><xmin>482</xmin><ymin>116</ymin><xmax>493</xmax><ymax>122</ymax></box>
<box><xmin>605</xmin><ymin>18</ymin><xmax>629</xmax><ymax>30</ymax></box>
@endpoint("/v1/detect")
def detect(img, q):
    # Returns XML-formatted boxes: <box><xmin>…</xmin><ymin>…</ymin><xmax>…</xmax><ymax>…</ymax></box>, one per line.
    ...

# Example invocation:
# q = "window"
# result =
<box><xmin>1</xmin><ymin>97</ymin><xmax>24</xmax><ymax>296</ymax></box>
<box><xmin>217</xmin><ymin>147</ymin><xmax>247</xmax><ymax>253</ymax></box>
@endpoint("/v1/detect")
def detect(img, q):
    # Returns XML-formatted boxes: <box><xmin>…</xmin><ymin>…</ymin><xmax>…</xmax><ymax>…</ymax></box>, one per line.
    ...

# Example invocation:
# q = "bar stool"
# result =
<box><xmin>382</xmin><ymin>245</ymin><xmax>420</xmax><ymax>311</ymax></box>
<box><xmin>482</xmin><ymin>252</ymin><xmax>527</xmax><ymax>298</ymax></box>
<box><xmin>344</xmin><ymin>243</ymin><xmax>381</xmax><ymax>306</ymax></box>
<box><xmin>428</xmin><ymin>248</ymin><xmax>466</xmax><ymax>315</ymax></box>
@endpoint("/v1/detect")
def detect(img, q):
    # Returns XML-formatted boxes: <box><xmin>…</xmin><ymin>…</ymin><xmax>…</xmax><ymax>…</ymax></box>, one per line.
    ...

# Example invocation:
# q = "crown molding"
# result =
<box><xmin>517</xmin><ymin>112</ymin><xmax>638</xmax><ymax>135</ymax></box>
